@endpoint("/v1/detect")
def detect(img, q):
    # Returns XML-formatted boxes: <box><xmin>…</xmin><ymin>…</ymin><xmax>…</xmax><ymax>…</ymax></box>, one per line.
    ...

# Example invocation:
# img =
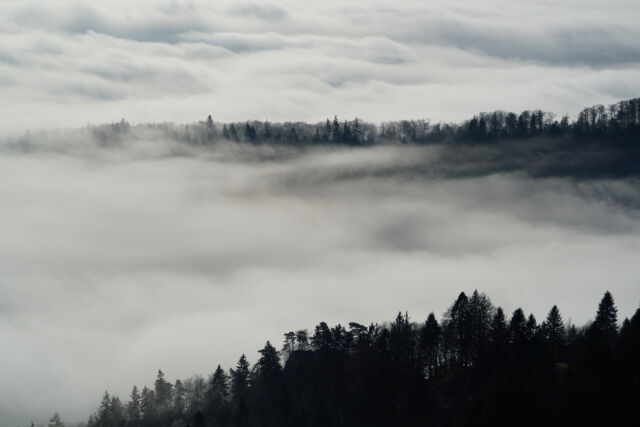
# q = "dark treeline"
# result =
<box><xmin>86</xmin><ymin>97</ymin><xmax>640</xmax><ymax>147</ymax></box>
<box><xmin>62</xmin><ymin>97</ymin><xmax>640</xmax><ymax>180</ymax></box>
<box><xmin>73</xmin><ymin>290</ymin><xmax>640</xmax><ymax>427</ymax></box>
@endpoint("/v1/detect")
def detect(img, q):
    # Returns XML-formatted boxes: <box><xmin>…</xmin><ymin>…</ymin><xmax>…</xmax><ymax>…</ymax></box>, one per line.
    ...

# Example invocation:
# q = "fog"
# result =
<box><xmin>1</xmin><ymin>130</ymin><xmax>639</xmax><ymax>425</ymax></box>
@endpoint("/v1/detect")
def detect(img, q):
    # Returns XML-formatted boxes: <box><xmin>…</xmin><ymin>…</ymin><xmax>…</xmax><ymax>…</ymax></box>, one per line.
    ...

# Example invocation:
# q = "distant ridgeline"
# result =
<box><xmin>74</xmin><ymin>97</ymin><xmax>640</xmax><ymax>179</ymax></box>
<box><xmin>62</xmin><ymin>291</ymin><xmax>638</xmax><ymax>427</ymax></box>
<box><xmin>87</xmin><ymin>97</ymin><xmax>640</xmax><ymax>146</ymax></box>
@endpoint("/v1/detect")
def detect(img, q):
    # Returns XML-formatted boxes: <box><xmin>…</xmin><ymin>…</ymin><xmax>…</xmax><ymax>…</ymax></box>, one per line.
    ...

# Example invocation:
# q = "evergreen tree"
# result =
<box><xmin>353</xmin><ymin>118</ymin><xmax>362</xmax><ymax>143</ymax></box>
<box><xmin>525</xmin><ymin>313</ymin><xmax>538</xmax><ymax>341</ymax></box>
<box><xmin>331</xmin><ymin>116</ymin><xmax>341</xmax><ymax>142</ymax></box>
<box><xmin>543</xmin><ymin>305</ymin><xmax>566</xmax><ymax>360</ymax></box>
<box><xmin>208</xmin><ymin>365</ymin><xmax>229</xmax><ymax>425</ymax></box>
<box><xmin>419</xmin><ymin>312</ymin><xmax>441</xmax><ymax>377</ymax></box>
<box><xmin>126</xmin><ymin>385</ymin><xmax>141</xmax><ymax>427</ymax></box>
<box><xmin>140</xmin><ymin>386</ymin><xmax>156</xmax><ymax>426</ymax></box>
<box><xmin>510</xmin><ymin>308</ymin><xmax>527</xmax><ymax>346</ymax></box>
<box><xmin>443</xmin><ymin>292</ymin><xmax>471</xmax><ymax>366</ymax></box>
<box><xmin>389</xmin><ymin>311</ymin><xmax>415</xmax><ymax>371</ymax></box>
<box><xmin>154</xmin><ymin>369</ymin><xmax>172</xmax><ymax>410</ymax></box>
<box><xmin>256</xmin><ymin>341</ymin><xmax>281</xmax><ymax>380</ymax></box>
<box><xmin>489</xmin><ymin>307</ymin><xmax>509</xmax><ymax>361</ymax></box>
<box><xmin>228</xmin><ymin>123</ymin><xmax>240</xmax><ymax>141</ymax></box>
<box><xmin>173</xmin><ymin>379</ymin><xmax>186</xmax><ymax>417</ymax></box>
<box><xmin>468</xmin><ymin>290</ymin><xmax>493</xmax><ymax>364</ymax></box>
<box><xmin>48</xmin><ymin>412</ymin><xmax>65</xmax><ymax>427</ymax></box>
<box><xmin>231</xmin><ymin>355</ymin><xmax>251</xmax><ymax>402</ymax></box>
<box><xmin>295</xmin><ymin>329</ymin><xmax>310</xmax><ymax>351</ymax></box>
<box><xmin>593</xmin><ymin>291</ymin><xmax>618</xmax><ymax>337</ymax></box>
<box><xmin>311</xmin><ymin>322</ymin><xmax>334</xmax><ymax>350</ymax></box>
<box><xmin>210</xmin><ymin>365</ymin><xmax>229</xmax><ymax>403</ymax></box>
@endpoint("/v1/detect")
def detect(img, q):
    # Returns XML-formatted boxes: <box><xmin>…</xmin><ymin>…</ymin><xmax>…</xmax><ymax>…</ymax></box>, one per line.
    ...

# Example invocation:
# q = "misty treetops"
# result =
<box><xmin>67</xmin><ymin>289</ymin><xmax>639</xmax><ymax>427</ymax></box>
<box><xmin>83</xmin><ymin>97</ymin><xmax>639</xmax><ymax>147</ymax></box>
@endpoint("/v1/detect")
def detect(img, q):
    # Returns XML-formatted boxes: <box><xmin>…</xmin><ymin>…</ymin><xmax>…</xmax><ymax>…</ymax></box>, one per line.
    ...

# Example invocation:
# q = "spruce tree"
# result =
<box><xmin>489</xmin><ymin>307</ymin><xmax>509</xmax><ymax>361</ymax></box>
<box><xmin>48</xmin><ymin>412</ymin><xmax>65</xmax><ymax>427</ymax></box>
<box><xmin>126</xmin><ymin>385</ymin><xmax>141</xmax><ymax>427</ymax></box>
<box><xmin>543</xmin><ymin>305</ymin><xmax>566</xmax><ymax>360</ymax></box>
<box><xmin>231</xmin><ymin>354</ymin><xmax>251</xmax><ymax>402</ymax></box>
<box><xmin>419</xmin><ymin>312</ymin><xmax>441</xmax><ymax>377</ymax></box>
<box><xmin>594</xmin><ymin>291</ymin><xmax>618</xmax><ymax>337</ymax></box>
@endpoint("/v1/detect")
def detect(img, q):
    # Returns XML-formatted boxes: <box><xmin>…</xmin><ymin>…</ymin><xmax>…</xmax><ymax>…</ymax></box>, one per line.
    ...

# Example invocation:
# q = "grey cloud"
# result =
<box><xmin>229</xmin><ymin>3</ymin><xmax>288</xmax><ymax>20</ymax></box>
<box><xmin>1</xmin><ymin>132</ymin><xmax>640</xmax><ymax>425</ymax></box>
<box><xmin>12</xmin><ymin>2</ymin><xmax>210</xmax><ymax>43</ymax></box>
<box><xmin>2</xmin><ymin>0</ymin><xmax>640</xmax><ymax>133</ymax></box>
<box><xmin>1</xmin><ymin>1</ymin><xmax>640</xmax><ymax>421</ymax></box>
<box><xmin>429</xmin><ymin>21</ymin><xmax>640</xmax><ymax>67</ymax></box>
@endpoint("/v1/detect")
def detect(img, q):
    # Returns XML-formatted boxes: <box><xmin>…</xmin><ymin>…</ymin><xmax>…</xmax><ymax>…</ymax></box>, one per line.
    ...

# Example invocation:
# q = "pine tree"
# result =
<box><xmin>331</xmin><ymin>116</ymin><xmax>341</xmax><ymax>142</ymax></box>
<box><xmin>256</xmin><ymin>341</ymin><xmax>281</xmax><ymax>379</ymax></box>
<box><xmin>489</xmin><ymin>307</ymin><xmax>509</xmax><ymax>360</ymax></box>
<box><xmin>525</xmin><ymin>313</ymin><xmax>538</xmax><ymax>341</ymax></box>
<box><xmin>126</xmin><ymin>385</ymin><xmax>141</xmax><ymax>427</ymax></box>
<box><xmin>140</xmin><ymin>386</ymin><xmax>156</xmax><ymax>425</ymax></box>
<box><xmin>231</xmin><ymin>354</ymin><xmax>251</xmax><ymax>402</ymax></box>
<box><xmin>48</xmin><ymin>412</ymin><xmax>65</xmax><ymax>427</ymax></box>
<box><xmin>419</xmin><ymin>312</ymin><xmax>441</xmax><ymax>377</ymax></box>
<box><xmin>594</xmin><ymin>291</ymin><xmax>618</xmax><ymax>337</ymax></box>
<box><xmin>543</xmin><ymin>305</ymin><xmax>566</xmax><ymax>360</ymax></box>
<box><xmin>295</xmin><ymin>329</ymin><xmax>310</xmax><ymax>351</ymax></box>
<box><xmin>468</xmin><ymin>290</ymin><xmax>493</xmax><ymax>364</ymax></box>
<box><xmin>443</xmin><ymin>292</ymin><xmax>471</xmax><ymax>366</ymax></box>
<box><xmin>98</xmin><ymin>391</ymin><xmax>111</xmax><ymax>423</ymax></box>
<box><xmin>208</xmin><ymin>365</ymin><xmax>229</xmax><ymax>425</ymax></box>
<box><xmin>389</xmin><ymin>311</ymin><xmax>414</xmax><ymax>371</ymax></box>
<box><xmin>510</xmin><ymin>308</ymin><xmax>527</xmax><ymax>344</ymax></box>
<box><xmin>154</xmin><ymin>369</ymin><xmax>172</xmax><ymax>410</ymax></box>
<box><xmin>173</xmin><ymin>379</ymin><xmax>186</xmax><ymax>416</ymax></box>
<box><xmin>210</xmin><ymin>365</ymin><xmax>229</xmax><ymax>402</ymax></box>
<box><xmin>353</xmin><ymin>118</ymin><xmax>362</xmax><ymax>143</ymax></box>
<box><xmin>109</xmin><ymin>396</ymin><xmax>125</xmax><ymax>426</ymax></box>
<box><xmin>206</xmin><ymin>115</ymin><xmax>216</xmax><ymax>141</ymax></box>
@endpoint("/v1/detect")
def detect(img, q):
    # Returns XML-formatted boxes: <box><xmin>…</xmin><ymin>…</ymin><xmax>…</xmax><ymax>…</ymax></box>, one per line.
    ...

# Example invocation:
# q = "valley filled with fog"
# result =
<box><xmin>1</xmin><ymin>128</ymin><xmax>639</xmax><ymax>424</ymax></box>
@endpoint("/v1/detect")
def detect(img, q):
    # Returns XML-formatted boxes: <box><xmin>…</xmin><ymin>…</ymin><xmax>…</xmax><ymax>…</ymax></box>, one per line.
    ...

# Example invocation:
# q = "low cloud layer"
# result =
<box><xmin>1</xmin><ymin>0</ymin><xmax>640</xmax><ymax>133</ymax></box>
<box><xmin>1</xmin><ymin>132</ymin><xmax>640</xmax><ymax>425</ymax></box>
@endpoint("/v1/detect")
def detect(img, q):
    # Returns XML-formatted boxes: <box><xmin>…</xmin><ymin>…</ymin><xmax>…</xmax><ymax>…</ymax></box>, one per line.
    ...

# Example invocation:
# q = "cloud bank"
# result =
<box><xmin>1</xmin><ymin>132</ymin><xmax>640</xmax><ymax>425</ymax></box>
<box><xmin>1</xmin><ymin>0</ymin><xmax>639</xmax><ymax>133</ymax></box>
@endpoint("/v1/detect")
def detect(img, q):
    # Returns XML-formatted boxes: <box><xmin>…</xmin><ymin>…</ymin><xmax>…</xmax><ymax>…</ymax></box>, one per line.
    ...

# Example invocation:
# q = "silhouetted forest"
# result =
<box><xmin>22</xmin><ymin>96</ymin><xmax>628</xmax><ymax>180</ymax></box>
<box><xmin>58</xmin><ymin>290</ymin><xmax>638</xmax><ymax>427</ymax></box>
<box><xmin>7</xmin><ymin>98</ymin><xmax>639</xmax><ymax>180</ymax></box>
<box><xmin>85</xmin><ymin>97</ymin><xmax>639</xmax><ymax>147</ymax></box>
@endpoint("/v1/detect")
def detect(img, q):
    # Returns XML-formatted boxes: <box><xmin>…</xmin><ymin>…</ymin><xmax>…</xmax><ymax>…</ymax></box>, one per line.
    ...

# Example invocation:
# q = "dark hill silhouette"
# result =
<box><xmin>75</xmin><ymin>290</ymin><xmax>640</xmax><ymax>427</ymax></box>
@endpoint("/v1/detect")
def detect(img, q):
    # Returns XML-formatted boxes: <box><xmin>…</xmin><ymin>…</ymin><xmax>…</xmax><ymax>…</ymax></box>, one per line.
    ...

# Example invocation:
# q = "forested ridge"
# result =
<box><xmin>80</xmin><ymin>97</ymin><xmax>640</xmax><ymax>147</ymax></box>
<box><xmin>41</xmin><ymin>290</ymin><xmax>639</xmax><ymax>427</ymax></box>
<box><xmin>16</xmin><ymin>96</ymin><xmax>635</xmax><ymax>180</ymax></box>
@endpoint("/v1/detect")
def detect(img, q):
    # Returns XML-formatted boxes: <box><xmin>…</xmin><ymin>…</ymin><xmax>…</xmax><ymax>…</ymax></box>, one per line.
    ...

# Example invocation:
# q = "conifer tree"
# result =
<box><xmin>48</xmin><ymin>412</ymin><xmax>65</xmax><ymax>427</ymax></box>
<box><xmin>231</xmin><ymin>355</ymin><xmax>251</xmax><ymax>402</ymax></box>
<box><xmin>594</xmin><ymin>291</ymin><xmax>618</xmax><ymax>337</ymax></box>
<box><xmin>419</xmin><ymin>312</ymin><xmax>441</xmax><ymax>377</ymax></box>
<box><xmin>510</xmin><ymin>308</ymin><xmax>527</xmax><ymax>346</ymax></box>
<box><xmin>489</xmin><ymin>307</ymin><xmax>509</xmax><ymax>360</ymax></box>
<box><xmin>256</xmin><ymin>341</ymin><xmax>281</xmax><ymax>379</ymax></box>
<box><xmin>126</xmin><ymin>385</ymin><xmax>141</xmax><ymax>427</ymax></box>
<box><xmin>543</xmin><ymin>305</ymin><xmax>566</xmax><ymax>360</ymax></box>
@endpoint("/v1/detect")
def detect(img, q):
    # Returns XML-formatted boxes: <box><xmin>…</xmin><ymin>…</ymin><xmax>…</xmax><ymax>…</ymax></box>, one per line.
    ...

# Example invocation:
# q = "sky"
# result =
<box><xmin>1</xmin><ymin>0</ymin><xmax>640</xmax><ymax>133</ymax></box>
<box><xmin>1</xmin><ymin>0</ymin><xmax>640</xmax><ymax>426</ymax></box>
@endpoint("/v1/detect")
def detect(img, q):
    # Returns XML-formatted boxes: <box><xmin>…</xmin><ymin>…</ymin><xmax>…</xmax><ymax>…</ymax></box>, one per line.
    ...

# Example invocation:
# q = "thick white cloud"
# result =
<box><xmin>1</xmin><ymin>0</ymin><xmax>639</xmax><ymax>133</ymax></box>
<box><xmin>1</xmin><ymin>1</ymin><xmax>640</xmax><ymax>425</ymax></box>
<box><xmin>1</xmin><ymin>134</ymin><xmax>640</xmax><ymax>425</ymax></box>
